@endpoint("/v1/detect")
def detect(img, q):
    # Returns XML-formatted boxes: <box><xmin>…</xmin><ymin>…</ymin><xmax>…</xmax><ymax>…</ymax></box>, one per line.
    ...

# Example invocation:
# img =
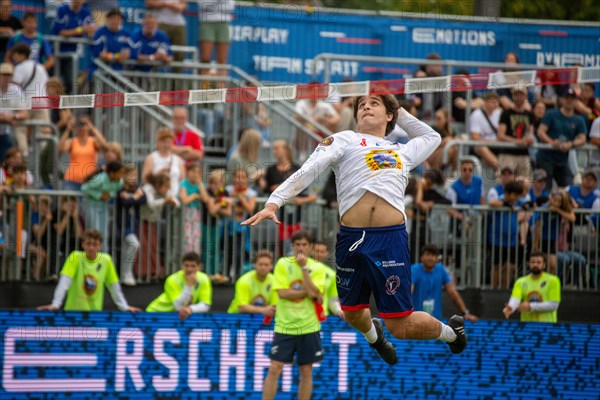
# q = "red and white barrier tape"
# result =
<box><xmin>2</xmin><ymin>66</ymin><xmax>599</xmax><ymax>111</ymax></box>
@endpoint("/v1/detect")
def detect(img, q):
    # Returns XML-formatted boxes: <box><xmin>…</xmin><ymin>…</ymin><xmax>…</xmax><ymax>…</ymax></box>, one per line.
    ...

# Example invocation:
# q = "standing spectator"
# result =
<box><xmin>142</xmin><ymin>126</ymin><xmax>185</xmax><ymax>201</ymax></box>
<box><xmin>451</xmin><ymin>69</ymin><xmax>484</xmax><ymax>125</ymax></box>
<box><xmin>226</xmin><ymin>128</ymin><xmax>262</xmax><ymax>188</ymax></box>
<box><xmin>80</xmin><ymin>160</ymin><xmax>125</xmax><ymax>250</ymax></box>
<box><xmin>170</xmin><ymin>107</ymin><xmax>204</xmax><ymax>164</ymax></box>
<box><xmin>90</xmin><ymin>8</ymin><xmax>135</xmax><ymax>80</ymax></box>
<box><xmin>0</xmin><ymin>0</ymin><xmax>22</xmax><ymax>61</ymax></box>
<box><xmin>496</xmin><ymin>85</ymin><xmax>535</xmax><ymax>178</ymax></box>
<box><xmin>227</xmin><ymin>249</ymin><xmax>275</xmax><ymax>316</ymax></box>
<box><xmin>59</xmin><ymin>114</ymin><xmax>106</xmax><ymax>191</ymax></box>
<box><xmin>131</xmin><ymin>12</ymin><xmax>173</xmax><ymax>72</ymax></box>
<box><xmin>179</xmin><ymin>163</ymin><xmax>211</xmax><ymax>254</ymax></box>
<box><xmin>116</xmin><ymin>164</ymin><xmax>145</xmax><ymax>286</ymax></box>
<box><xmin>51</xmin><ymin>0</ymin><xmax>96</xmax><ymax>93</ymax></box>
<box><xmin>0</xmin><ymin>63</ymin><xmax>28</xmax><ymax>164</ymax></box>
<box><xmin>495</xmin><ymin>52</ymin><xmax>532</xmax><ymax>112</ymax></box>
<box><xmin>411</xmin><ymin>244</ymin><xmax>478</xmax><ymax>322</ymax></box>
<box><xmin>0</xmin><ymin>147</ymin><xmax>34</xmax><ymax>187</ymax></box>
<box><xmin>137</xmin><ymin>173</ymin><xmax>178</xmax><ymax>280</ymax></box>
<box><xmin>427</xmin><ymin>108</ymin><xmax>457</xmax><ymax>169</ymax></box>
<box><xmin>536</xmin><ymin>89</ymin><xmax>588</xmax><ymax>189</ymax></box>
<box><xmin>575</xmin><ymin>83</ymin><xmax>600</xmax><ymax>130</ymax></box>
<box><xmin>146</xmin><ymin>251</ymin><xmax>212</xmax><ymax>319</ymax></box>
<box><xmin>262</xmin><ymin>230</ymin><xmax>328</xmax><ymax>400</ymax></box>
<box><xmin>470</xmin><ymin>91</ymin><xmax>502</xmax><ymax>172</ymax></box>
<box><xmin>487</xmin><ymin>166</ymin><xmax>515</xmax><ymax>204</ymax></box>
<box><xmin>5</xmin><ymin>12</ymin><xmax>55</xmax><ymax>71</ymax></box>
<box><xmin>531</xmin><ymin>101</ymin><xmax>547</xmax><ymax>133</ymax></box>
<box><xmin>503</xmin><ymin>252</ymin><xmax>561</xmax><ymax>323</ymax></box>
<box><xmin>528</xmin><ymin>169</ymin><xmax>550</xmax><ymax>205</ymax></box>
<box><xmin>197</xmin><ymin>0</ymin><xmax>234</xmax><ymax>82</ymax></box>
<box><xmin>38</xmin><ymin>229</ymin><xmax>140</xmax><ymax>312</ymax></box>
<box><xmin>7</xmin><ymin>163</ymin><xmax>34</xmax><ymax>270</ymax></box>
<box><xmin>415</xmin><ymin>53</ymin><xmax>445</xmax><ymax>121</ymax></box>
<box><xmin>568</xmin><ymin>169</ymin><xmax>599</xmax><ymax>212</ymax></box>
<box><xmin>29</xmin><ymin>195</ymin><xmax>55</xmax><ymax>281</ymax></box>
<box><xmin>146</xmin><ymin>0</ymin><xmax>186</xmax><ymax>71</ymax></box>
<box><xmin>55</xmin><ymin>196</ymin><xmax>85</xmax><ymax>269</ymax></box>
<box><xmin>535</xmin><ymin>67</ymin><xmax>569</xmax><ymax>109</ymax></box>
<box><xmin>46</xmin><ymin>77</ymin><xmax>74</xmax><ymax>134</ymax></box>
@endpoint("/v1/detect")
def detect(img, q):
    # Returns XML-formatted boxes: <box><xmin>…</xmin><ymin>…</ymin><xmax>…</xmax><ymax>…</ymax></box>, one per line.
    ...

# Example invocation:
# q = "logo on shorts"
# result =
<box><xmin>271</xmin><ymin>345</ymin><xmax>279</xmax><ymax>355</ymax></box>
<box><xmin>385</xmin><ymin>275</ymin><xmax>401</xmax><ymax>295</ymax></box>
<box><xmin>365</xmin><ymin>149</ymin><xmax>403</xmax><ymax>171</ymax></box>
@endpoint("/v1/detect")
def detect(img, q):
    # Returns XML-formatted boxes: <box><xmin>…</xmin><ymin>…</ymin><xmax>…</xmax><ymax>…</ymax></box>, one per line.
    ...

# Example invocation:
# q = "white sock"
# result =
<box><xmin>437</xmin><ymin>322</ymin><xmax>457</xmax><ymax>343</ymax></box>
<box><xmin>363</xmin><ymin>323</ymin><xmax>378</xmax><ymax>344</ymax></box>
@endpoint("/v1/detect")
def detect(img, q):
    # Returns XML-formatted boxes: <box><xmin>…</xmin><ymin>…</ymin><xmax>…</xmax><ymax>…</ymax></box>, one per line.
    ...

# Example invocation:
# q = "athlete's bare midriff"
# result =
<box><xmin>340</xmin><ymin>191</ymin><xmax>405</xmax><ymax>228</ymax></box>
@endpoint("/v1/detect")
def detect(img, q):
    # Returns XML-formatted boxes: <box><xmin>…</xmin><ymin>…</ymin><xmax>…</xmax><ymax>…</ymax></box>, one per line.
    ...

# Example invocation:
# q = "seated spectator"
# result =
<box><xmin>90</xmin><ymin>8</ymin><xmax>135</xmax><ymax>80</ymax></box>
<box><xmin>37</xmin><ymin>229</ymin><xmax>140</xmax><ymax>312</ymax></box>
<box><xmin>227</xmin><ymin>249</ymin><xmax>275</xmax><ymax>315</ymax></box>
<box><xmin>142</xmin><ymin>126</ymin><xmax>185</xmax><ymax>202</ymax></box>
<box><xmin>29</xmin><ymin>195</ymin><xmax>55</xmax><ymax>281</ymax></box>
<box><xmin>146</xmin><ymin>251</ymin><xmax>212</xmax><ymax>320</ymax></box>
<box><xmin>240</xmin><ymin>87</ymin><xmax>272</xmax><ymax>141</ymax></box>
<box><xmin>495</xmin><ymin>52</ymin><xmax>532</xmax><ymax>112</ymax></box>
<box><xmin>0</xmin><ymin>63</ymin><xmax>28</xmax><ymax>163</ymax></box>
<box><xmin>59</xmin><ymin>113</ymin><xmax>107</xmax><ymax>191</ymax></box>
<box><xmin>575</xmin><ymin>83</ymin><xmax>600</xmax><ymax>130</ymax></box>
<box><xmin>5</xmin><ymin>12</ymin><xmax>54</xmax><ymax>71</ymax></box>
<box><xmin>137</xmin><ymin>173</ymin><xmax>178</xmax><ymax>280</ymax></box>
<box><xmin>568</xmin><ymin>169</ymin><xmax>599</xmax><ymax>225</ymax></box>
<box><xmin>116</xmin><ymin>164</ymin><xmax>145</xmax><ymax>286</ymax></box>
<box><xmin>451</xmin><ymin>69</ymin><xmax>484</xmax><ymax>125</ymax></box>
<box><xmin>528</xmin><ymin>169</ymin><xmax>550</xmax><ymax>205</ymax></box>
<box><xmin>488</xmin><ymin>181</ymin><xmax>526</xmax><ymax>288</ymax></box>
<box><xmin>536</xmin><ymin>89</ymin><xmax>587</xmax><ymax>189</ymax></box>
<box><xmin>427</xmin><ymin>108</ymin><xmax>457</xmax><ymax>169</ymax></box>
<box><xmin>446</xmin><ymin>159</ymin><xmax>484</xmax><ymax>222</ymax></box>
<box><xmin>51</xmin><ymin>0</ymin><xmax>96</xmax><ymax>93</ymax></box>
<box><xmin>0</xmin><ymin>0</ymin><xmax>22</xmax><ymax>61</ymax></box>
<box><xmin>179</xmin><ymin>163</ymin><xmax>212</xmax><ymax>254</ymax></box>
<box><xmin>294</xmin><ymin>84</ymin><xmax>340</xmax><ymax>151</ymax></box>
<box><xmin>170</xmin><ymin>106</ymin><xmax>203</xmax><ymax>164</ymax></box>
<box><xmin>535</xmin><ymin>67</ymin><xmax>569</xmax><ymax>109</ymax></box>
<box><xmin>496</xmin><ymin>84</ymin><xmax>535</xmax><ymax>178</ymax></box>
<box><xmin>80</xmin><ymin>161</ymin><xmax>125</xmax><ymax>250</ymax></box>
<box><xmin>470</xmin><ymin>91</ymin><xmax>502</xmax><ymax>173</ymax></box>
<box><xmin>131</xmin><ymin>11</ymin><xmax>173</xmax><ymax>72</ymax></box>
<box><xmin>55</xmin><ymin>196</ymin><xmax>85</xmax><ymax>268</ymax></box>
<box><xmin>411</xmin><ymin>244</ymin><xmax>478</xmax><ymax>321</ymax></box>
<box><xmin>0</xmin><ymin>147</ymin><xmax>33</xmax><ymax>187</ymax></box>
<box><xmin>590</xmin><ymin>117</ymin><xmax>600</xmax><ymax>174</ymax></box>
<box><xmin>415</xmin><ymin>53</ymin><xmax>445</xmax><ymax>121</ymax></box>
<box><xmin>226</xmin><ymin>128</ymin><xmax>263</xmax><ymax>188</ymax></box>
<box><xmin>531</xmin><ymin>101</ymin><xmax>547</xmax><ymax>133</ymax></box>
<box><xmin>146</xmin><ymin>0</ymin><xmax>186</xmax><ymax>70</ymax></box>
<box><xmin>487</xmin><ymin>166</ymin><xmax>516</xmax><ymax>204</ymax></box>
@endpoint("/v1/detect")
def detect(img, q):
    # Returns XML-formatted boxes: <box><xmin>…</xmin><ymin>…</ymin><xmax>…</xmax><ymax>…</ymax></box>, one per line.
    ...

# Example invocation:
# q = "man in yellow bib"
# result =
<box><xmin>227</xmin><ymin>250</ymin><xmax>276</xmax><ymax>316</ymax></box>
<box><xmin>146</xmin><ymin>252</ymin><xmax>212</xmax><ymax>320</ymax></box>
<box><xmin>503</xmin><ymin>252</ymin><xmax>561</xmax><ymax>323</ymax></box>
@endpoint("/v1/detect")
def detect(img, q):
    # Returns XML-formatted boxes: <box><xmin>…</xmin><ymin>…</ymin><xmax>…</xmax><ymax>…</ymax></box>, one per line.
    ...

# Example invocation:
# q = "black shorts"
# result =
<box><xmin>269</xmin><ymin>332</ymin><xmax>323</xmax><ymax>366</ymax></box>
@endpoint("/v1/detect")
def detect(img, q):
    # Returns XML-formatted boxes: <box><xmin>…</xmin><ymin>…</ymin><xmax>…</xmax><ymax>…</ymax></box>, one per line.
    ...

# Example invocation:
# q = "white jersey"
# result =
<box><xmin>267</xmin><ymin>109</ymin><xmax>441</xmax><ymax>220</ymax></box>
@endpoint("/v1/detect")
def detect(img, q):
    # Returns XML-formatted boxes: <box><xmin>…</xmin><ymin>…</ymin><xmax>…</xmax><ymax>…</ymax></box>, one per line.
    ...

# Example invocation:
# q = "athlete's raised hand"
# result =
<box><xmin>241</xmin><ymin>203</ymin><xmax>280</xmax><ymax>226</ymax></box>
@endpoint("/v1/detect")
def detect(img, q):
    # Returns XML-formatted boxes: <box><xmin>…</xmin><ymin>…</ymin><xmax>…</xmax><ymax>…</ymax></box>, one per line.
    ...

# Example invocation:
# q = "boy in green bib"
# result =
<box><xmin>146</xmin><ymin>252</ymin><xmax>212</xmax><ymax>320</ymax></box>
<box><xmin>38</xmin><ymin>229</ymin><xmax>140</xmax><ymax>312</ymax></box>
<box><xmin>227</xmin><ymin>249</ymin><xmax>276</xmax><ymax>316</ymax></box>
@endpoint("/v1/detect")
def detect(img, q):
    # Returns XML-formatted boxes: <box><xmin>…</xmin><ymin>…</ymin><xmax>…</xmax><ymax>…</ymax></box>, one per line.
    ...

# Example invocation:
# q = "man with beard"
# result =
<box><xmin>502</xmin><ymin>252</ymin><xmax>561</xmax><ymax>323</ymax></box>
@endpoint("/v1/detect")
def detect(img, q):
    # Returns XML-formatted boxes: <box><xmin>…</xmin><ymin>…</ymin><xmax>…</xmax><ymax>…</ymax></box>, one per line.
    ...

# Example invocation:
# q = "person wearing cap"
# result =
<box><xmin>529</xmin><ymin>169</ymin><xmax>550</xmax><ymax>205</ymax></box>
<box><xmin>141</xmin><ymin>126</ymin><xmax>184</xmax><ymax>202</ymax></box>
<box><xmin>487</xmin><ymin>165</ymin><xmax>516</xmax><ymax>205</ymax></box>
<box><xmin>470</xmin><ymin>91</ymin><xmax>502</xmax><ymax>173</ymax></box>
<box><xmin>0</xmin><ymin>62</ymin><xmax>28</xmax><ymax>164</ymax></box>
<box><xmin>497</xmin><ymin>83</ymin><xmax>535</xmax><ymax>179</ymax></box>
<box><xmin>568</xmin><ymin>169</ymin><xmax>599</xmax><ymax>220</ymax></box>
<box><xmin>536</xmin><ymin>88</ymin><xmax>587</xmax><ymax>189</ymax></box>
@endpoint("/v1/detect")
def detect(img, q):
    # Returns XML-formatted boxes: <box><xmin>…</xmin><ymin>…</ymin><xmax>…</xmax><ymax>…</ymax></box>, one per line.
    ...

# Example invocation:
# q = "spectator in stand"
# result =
<box><xmin>528</xmin><ymin>169</ymin><xmax>550</xmax><ymax>205</ymax></box>
<box><xmin>568</xmin><ymin>169</ymin><xmax>599</xmax><ymax>224</ymax></box>
<box><xmin>55</xmin><ymin>196</ymin><xmax>85</xmax><ymax>269</ymax></box>
<box><xmin>102</xmin><ymin>141</ymin><xmax>122</xmax><ymax>165</ymax></box>
<box><xmin>203</xmin><ymin>168</ymin><xmax>232</xmax><ymax>279</ymax></box>
<box><xmin>116</xmin><ymin>164</ymin><xmax>145</xmax><ymax>286</ymax></box>
<box><xmin>137</xmin><ymin>172</ymin><xmax>178</xmax><ymax>280</ymax></box>
<box><xmin>29</xmin><ymin>195</ymin><xmax>55</xmax><ymax>281</ymax></box>
<box><xmin>197</xmin><ymin>0</ymin><xmax>234</xmax><ymax>82</ymax></box>
<box><xmin>38</xmin><ymin>229</ymin><xmax>140</xmax><ymax>312</ymax></box>
<box><xmin>487</xmin><ymin>165</ymin><xmax>516</xmax><ymax>203</ymax></box>
<box><xmin>427</xmin><ymin>108</ymin><xmax>457</xmax><ymax>170</ymax></box>
<box><xmin>5</xmin><ymin>12</ymin><xmax>55</xmax><ymax>71</ymax></box>
<box><xmin>91</xmin><ymin>8</ymin><xmax>136</xmax><ymax>81</ymax></box>
<box><xmin>51</xmin><ymin>0</ymin><xmax>96</xmax><ymax>93</ymax></box>
<box><xmin>170</xmin><ymin>107</ymin><xmax>204</xmax><ymax>164</ymax></box>
<box><xmin>590</xmin><ymin>117</ymin><xmax>600</xmax><ymax>176</ymax></box>
<box><xmin>59</xmin><ymin>113</ymin><xmax>107</xmax><ymax>191</ymax></box>
<box><xmin>416</xmin><ymin>53</ymin><xmax>445</xmax><ymax>121</ymax></box>
<box><xmin>470</xmin><ymin>91</ymin><xmax>502</xmax><ymax>173</ymax></box>
<box><xmin>227</xmin><ymin>128</ymin><xmax>262</xmax><ymax>188</ymax></box>
<box><xmin>227</xmin><ymin>249</ymin><xmax>276</xmax><ymax>316</ymax></box>
<box><xmin>179</xmin><ymin>163</ymin><xmax>212</xmax><ymax>254</ymax></box>
<box><xmin>241</xmin><ymin>95</ymin><xmax>272</xmax><ymax>142</ymax></box>
<box><xmin>446</xmin><ymin>159</ymin><xmax>485</xmax><ymax>220</ymax></box>
<box><xmin>80</xmin><ymin>161</ymin><xmax>125</xmax><ymax>250</ymax></box>
<box><xmin>142</xmin><ymin>126</ymin><xmax>185</xmax><ymax>202</ymax></box>
<box><xmin>131</xmin><ymin>12</ymin><xmax>173</xmax><ymax>72</ymax></box>
<box><xmin>535</xmin><ymin>66</ymin><xmax>569</xmax><ymax>109</ymax></box>
<box><xmin>497</xmin><ymin>84</ymin><xmax>535</xmax><ymax>178</ymax></box>
<box><xmin>295</xmin><ymin>82</ymin><xmax>340</xmax><ymax>136</ymax></box>
<box><xmin>495</xmin><ymin>52</ymin><xmax>532</xmax><ymax>112</ymax></box>
<box><xmin>451</xmin><ymin>69</ymin><xmax>484</xmax><ymax>125</ymax></box>
<box><xmin>531</xmin><ymin>101</ymin><xmax>547</xmax><ymax>133</ymax></box>
<box><xmin>145</xmin><ymin>0</ymin><xmax>186</xmax><ymax>69</ymax></box>
<box><xmin>488</xmin><ymin>180</ymin><xmax>527</xmax><ymax>288</ymax></box>
<box><xmin>146</xmin><ymin>251</ymin><xmax>212</xmax><ymax>319</ymax></box>
<box><xmin>0</xmin><ymin>0</ymin><xmax>22</xmax><ymax>61</ymax></box>
<box><xmin>575</xmin><ymin>82</ymin><xmax>600</xmax><ymax>130</ymax></box>
<box><xmin>536</xmin><ymin>88</ymin><xmax>587</xmax><ymax>189</ymax></box>
<box><xmin>7</xmin><ymin>163</ymin><xmax>34</xmax><ymax>270</ymax></box>
<box><xmin>503</xmin><ymin>252</ymin><xmax>561</xmax><ymax>323</ymax></box>
<box><xmin>411</xmin><ymin>244</ymin><xmax>478</xmax><ymax>322</ymax></box>
<box><xmin>0</xmin><ymin>147</ymin><xmax>33</xmax><ymax>187</ymax></box>
<box><xmin>47</xmin><ymin>78</ymin><xmax>73</xmax><ymax>134</ymax></box>
<box><xmin>0</xmin><ymin>63</ymin><xmax>28</xmax><ymax>164</ymax></box>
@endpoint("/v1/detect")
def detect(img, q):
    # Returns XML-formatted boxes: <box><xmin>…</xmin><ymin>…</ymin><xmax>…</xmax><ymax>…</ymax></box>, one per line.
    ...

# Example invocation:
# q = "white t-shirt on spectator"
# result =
<box><xmin>295</xmin><ymin>99</ymin><xmax>338</xmax><ymax>121</ymax></box>
<box><xmin>470</xmin><ymin>108</ymin><xmax>501</xmax><ymax>141</ymax></box>
<box><xmin>155</xmin><ymin>0</ymin><xmax>186</xmax><ymax>26</ymax></box>
<box><xmin>13</xmin><ymin>60</ymin><xmax>49</xmax><ymax>100</ymax></box>
<box><xmin>0</xmin><ymin>84</ymin><xmax>23</xmax><ymax>135</ymax></box>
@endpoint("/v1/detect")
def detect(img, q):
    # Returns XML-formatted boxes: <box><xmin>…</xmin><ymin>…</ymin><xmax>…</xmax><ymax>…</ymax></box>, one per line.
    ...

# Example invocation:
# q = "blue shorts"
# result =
<box><xmin>335</xmin><ymin>225</ymin><xmax>413</xmax><ymax>318</ymax></box>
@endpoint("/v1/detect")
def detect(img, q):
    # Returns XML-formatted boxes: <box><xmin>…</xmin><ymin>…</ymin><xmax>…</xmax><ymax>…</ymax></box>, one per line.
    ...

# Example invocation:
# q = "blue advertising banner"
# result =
<box><xmin>1</xmin><ymin>311</ymin><xmax>599</xmax><ymax>399</ymax></box>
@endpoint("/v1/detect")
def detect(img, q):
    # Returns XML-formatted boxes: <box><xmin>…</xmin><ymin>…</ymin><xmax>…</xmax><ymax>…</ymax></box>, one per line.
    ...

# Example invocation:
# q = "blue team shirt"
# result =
<box><xmin>450</xmin><ymin>175</ymin><xmax>484</xmax><ymax>206</ymax></box>
<box><xmin>531</xmin><ymin>205</ymin><xmax>562</xmax><ymax>241</ymax></box>
<box><xmin>130</xmin><ymin>28</ymin><xmax>172</xmax><ymax>72</ymax></box>
<box><xmin>568</xmin><ymin>186</ymin><xmax>598</xmax><ymax>209</ymax></box>
<box><xmin>411</xmin><ymin>263</ymin><xmax>452</xmax><ymax>320</ymax></box>
<box><xmin>90</xmin><ymin>26</ymin><xmax>136</xmax><ymax>76</ymax></box>
<box><xmin>51</xmin><ymin>4</ymin><xmax>94</xmax><ymax>52</ymax></box>
<box><xmin>488</xmin><ymin>194</ymin><xmax>520</xmax><ymax>247</ymax></box>
<box><xmin>528</xmin><ymin>187</ymin><xmax>550</xmax><ymax>204</ymax></box>
<box><xmin>538</xmin><ymin>109</ymin><xmax>587</xmax><ymax>163</ymax></box>
<box><xmin>6</xmin><ymin>33</ymin><xmax>53</xmax><ymax>63</ymax></box>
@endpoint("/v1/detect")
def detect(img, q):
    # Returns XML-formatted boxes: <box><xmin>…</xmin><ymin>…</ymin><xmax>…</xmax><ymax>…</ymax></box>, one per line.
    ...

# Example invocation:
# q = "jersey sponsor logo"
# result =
<box><xmin>385</xmin><ymin>275</ymin><xmax>401</xmax><ymax>295</ymax></box>
<box><xmin>365</xmin><ymin>149</ymin><xmax>403</xmax><ymax>171</ymax></box>
<box><xmin>375</xmin><ymin>260</ymin><xmax>405</xmax><ymax>268</ymax></box>
<box><xmin>251</xmin><ymin>294</ymin><xmax>267</xmax><ymax>306</ymax></box>
<box><xmin>319</xmin><ymin>136</ymin><xmax>334</xmax><ymax>147</ymax></box>
<box><xmin>540</xmin><ymin>281</ymin><xmax>547</xmax><ymax>288</ymax></box>
<box><xmin>527</xmin><ymin>291</ymin><xmax>542</xmax><ymax>303</ymax></box>
<box><xmin>83</xmin><ymin>274</ymin><xmax>98</xmax><ymax>295</ymax></box>
<box><xmin>335</xmin><ymin>266</ymin><xmax>354</xmax><ymax>273</ymax></box>
<box><xmin>360</xmin><ymin>138</ymin><xmax>367</xmax><ymax>146</ymax></box>
<box><xmin>336</xmin><ymin>275</ymin><xmax>351</xmax><ymax>288</ymax></box>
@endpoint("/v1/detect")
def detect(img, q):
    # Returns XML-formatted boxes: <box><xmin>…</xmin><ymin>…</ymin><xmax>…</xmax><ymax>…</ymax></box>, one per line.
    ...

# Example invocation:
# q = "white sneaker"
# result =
<box><xmin>121</xmin><ymin>273</ymin><xmax>136</xmax><ymax>286</ymax></box>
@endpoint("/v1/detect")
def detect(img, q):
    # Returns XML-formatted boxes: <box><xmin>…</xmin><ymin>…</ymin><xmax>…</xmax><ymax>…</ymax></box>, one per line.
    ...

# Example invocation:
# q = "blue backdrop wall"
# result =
<box><xmin>0</xmin><ymin>311</ymin><xmax>598</xmax><ymax>399</ymax></box>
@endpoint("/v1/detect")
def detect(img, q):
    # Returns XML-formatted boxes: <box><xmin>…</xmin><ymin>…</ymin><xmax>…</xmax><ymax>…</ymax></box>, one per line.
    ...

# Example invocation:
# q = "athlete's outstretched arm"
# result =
<box><xmin>398</xmin><ymin>108</ymin><xmax>442</xmax><ymax>168</ymax></box>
